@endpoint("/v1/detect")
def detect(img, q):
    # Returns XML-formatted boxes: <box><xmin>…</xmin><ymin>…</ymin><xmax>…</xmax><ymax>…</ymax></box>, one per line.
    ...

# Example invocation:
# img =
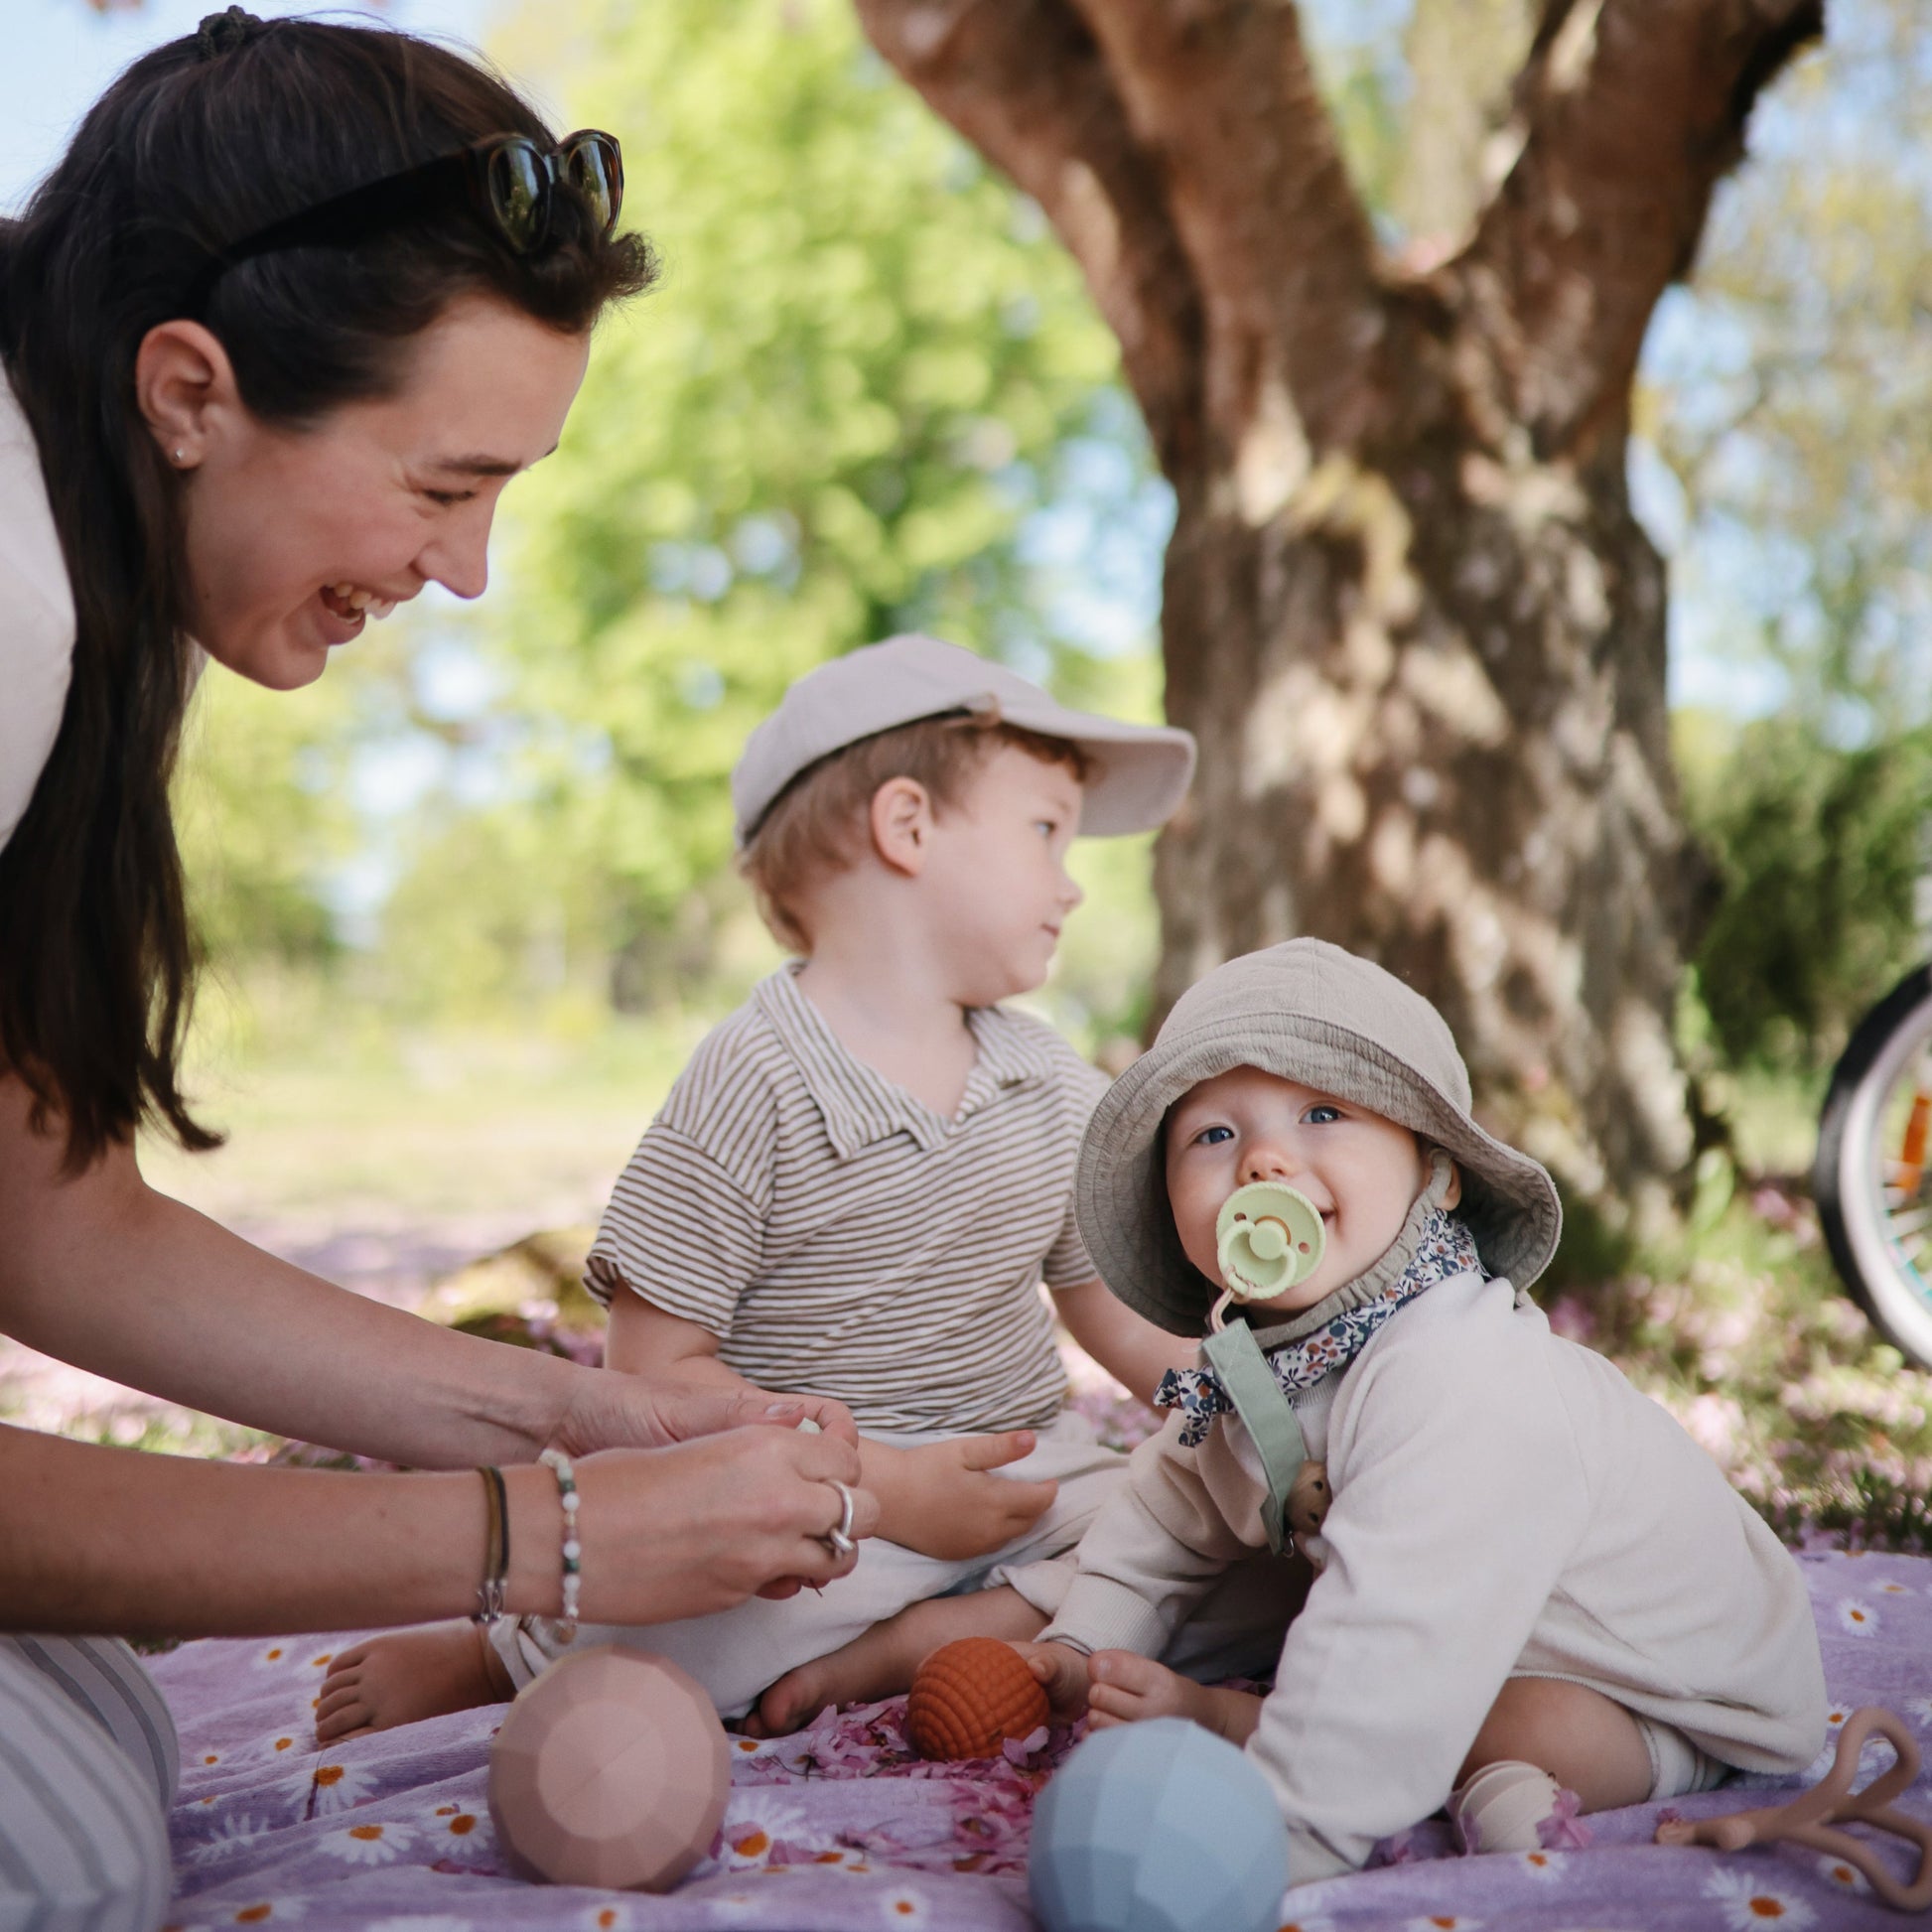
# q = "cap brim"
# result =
<box><xmin>993</xmin><ymin>697</ymin><xmax>1197</xmax><ymax>837</ymax></box>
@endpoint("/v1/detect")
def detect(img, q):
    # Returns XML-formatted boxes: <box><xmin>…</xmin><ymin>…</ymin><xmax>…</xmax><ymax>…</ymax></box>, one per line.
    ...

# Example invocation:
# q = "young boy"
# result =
<box><xmin>1006</xmin><ymin>938</ymin><xmax>1828</xmax><ymax>1883</ymax></box>
<box><xmin>317</xmin><ymin>633</ymin><xmax>1202</xmax><ymax>1737</ymax></box>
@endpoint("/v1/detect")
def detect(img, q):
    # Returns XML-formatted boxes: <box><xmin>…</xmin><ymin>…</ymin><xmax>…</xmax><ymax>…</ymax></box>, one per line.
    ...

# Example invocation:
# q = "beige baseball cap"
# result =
<box><xmin>731</xmin><ymin>634</ymin><xmax>1197</xmax><ymax>847</ymax></box>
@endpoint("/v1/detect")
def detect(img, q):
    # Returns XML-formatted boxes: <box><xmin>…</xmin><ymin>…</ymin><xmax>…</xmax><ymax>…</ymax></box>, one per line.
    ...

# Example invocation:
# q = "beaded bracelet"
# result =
<box><xmin>474</xmin><ymin>1464</ymin><xmax>509</xmax><ymax>1624</ymax></box>
<box><xmin>538</xmin><ymin>1448</ymin><xmax>582</xmax><ymax>1642</ymax></box>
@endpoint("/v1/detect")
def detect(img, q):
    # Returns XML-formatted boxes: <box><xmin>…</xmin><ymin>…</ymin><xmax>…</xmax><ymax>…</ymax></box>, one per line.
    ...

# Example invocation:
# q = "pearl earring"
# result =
<box><xmin>173</xmin><ymin>449</ymin><xmax>186</xmax><ymax>465</ymax></box>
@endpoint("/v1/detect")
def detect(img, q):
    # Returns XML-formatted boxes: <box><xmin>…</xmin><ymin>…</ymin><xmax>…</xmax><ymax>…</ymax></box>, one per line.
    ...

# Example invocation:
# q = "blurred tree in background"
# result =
<box><xmin>173</xmin><ymin>655</ymin><xmax>356</xmax><ymax>982</ymax></box>
<box><xmin>1643</xmin><ymin>0</ymin><xmax>1932</xmax><ymax>1081</ymax></box>
<box><xmin>178</xmin><ymin>0</ymin><xmax>1162</xmax><ymax>1043</ymax></box>
<box><xmin>167</xmin><ymin>0</ymin><xmax>1932</xmax><ymax>1154</ymax></box>
<box><xmin>474</xmin><ymin>0</ymin><xmax>1134</xmax><ymax>1015</ymax></box>
<box><xmin>856</xmin><ymin>0</ymin><xmax>1823</xmax><ymax>1219</ymax></box>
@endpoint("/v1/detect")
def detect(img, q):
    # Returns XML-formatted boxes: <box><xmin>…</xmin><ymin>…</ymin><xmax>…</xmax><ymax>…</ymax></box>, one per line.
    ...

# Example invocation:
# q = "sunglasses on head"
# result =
<box><xmin>189</xmin><ymin>129</ymin><xmax>623</xmax><ymax>308</ymax></box>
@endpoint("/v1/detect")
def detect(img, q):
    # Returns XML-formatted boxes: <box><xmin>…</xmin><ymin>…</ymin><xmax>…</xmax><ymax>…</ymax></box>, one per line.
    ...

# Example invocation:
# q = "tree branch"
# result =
<box><xmin>852</xmin><ymin>0</ymin><xmax>1206</xmax><ymax>473</ymax></box>
<box><xmin>1460</xmin><ymin>0</ymin><xmax>1825</xmax><ymax>457</ymax></box>
<box><xmin>1063</xmin><ymin>0</ymin><xmax>1386</xmax><ymax>459</ymax></box>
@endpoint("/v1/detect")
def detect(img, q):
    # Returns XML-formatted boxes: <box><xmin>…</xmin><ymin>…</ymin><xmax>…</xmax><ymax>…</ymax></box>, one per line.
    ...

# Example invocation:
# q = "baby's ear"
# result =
<box><xmin>1441</xmin><ymin>1157</ymin><xmax>1463</xmax><ymax>1210</ymax></box>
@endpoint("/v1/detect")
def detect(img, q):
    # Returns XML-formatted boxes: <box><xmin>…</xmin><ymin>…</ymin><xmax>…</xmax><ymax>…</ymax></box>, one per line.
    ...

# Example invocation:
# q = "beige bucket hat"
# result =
<box><xmin>1076</xmin><ymin>938</ymin><xmax>1564</xmax><ymax>1334</ymax></box>
<box><xmin>731</xmin><ymin>633</ymin><xmax>1197</xmax><ymax>847</ymax></box>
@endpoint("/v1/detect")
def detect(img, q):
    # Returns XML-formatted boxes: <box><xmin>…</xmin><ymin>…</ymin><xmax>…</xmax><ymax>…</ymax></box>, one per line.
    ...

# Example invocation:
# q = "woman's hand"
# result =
<box><xmin>548</xmin><ymin>1370</ymin><xmax>859</xmax><ymax>1458</ymax></box>
<box><xmin>555</xmin><ymin>1424</ymin><xmax>879</xmax><ymax>1627</ymax></box>
<box><xmin>863</xmin><ymin>1432</ymin><xmax>1058</xmax><ymax>1559</ymax></box>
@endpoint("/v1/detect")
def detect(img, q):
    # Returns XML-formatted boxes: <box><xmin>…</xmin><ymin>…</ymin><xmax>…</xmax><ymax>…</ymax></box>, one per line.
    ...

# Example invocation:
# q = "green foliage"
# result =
<box><xmin>1643</xmin><ymin>0</ymin><xmax>1932</xmax><ymax>730</ymax></box>
<box><xmin>1678</xmin><ymin>708</ymin><xmax>1932</xmax><ymax>1074</ymax></box>
<box><xmin>1541</xmin><ymin>1181</ymin><xmax>1932</xmax><ymax>1549</ymax></box>
<box><xmin>449</xmin><ymin>0</ymin><xmax>1125</xmax><ymax>994</ymax></box>
<box><xmin>1635</xmin><ymin>0</ymin><xmax>1932</xmax><ymax>1081</ymax></box>
<box><xmin>164</xmin><ymin>0</ymin><xmax>1154</xmax><ymax>1035</ymax></box>
<box><xmin>172</xmin><ymin>662</ymin><xmax>355</xmax><ymax>973</ymax></box>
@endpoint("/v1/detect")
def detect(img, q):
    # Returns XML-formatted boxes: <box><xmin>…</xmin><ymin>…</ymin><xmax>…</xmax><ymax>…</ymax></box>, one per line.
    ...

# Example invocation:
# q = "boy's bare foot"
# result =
<box><xmin>1085</xmin><ymin>1649</ymin><xmax>1263</xmax><ymax>1746</ymax></box>
<box><xmin>315</xmin><ymin>1618</ymin><xmax>514</xmax><ymax>1741</ymax></box>
<box><xmin>745</xmin><ymin>1586</ymin><xmax>1047</xmax><ymax>1737</ymax></box>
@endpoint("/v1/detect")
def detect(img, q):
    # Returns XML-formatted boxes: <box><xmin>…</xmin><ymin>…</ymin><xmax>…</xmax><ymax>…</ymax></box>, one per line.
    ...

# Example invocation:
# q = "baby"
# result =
<box><xmin>1009</xmin><ymin>939</ymin><xmax>1827</xmax><ymax>1883</ymax></box>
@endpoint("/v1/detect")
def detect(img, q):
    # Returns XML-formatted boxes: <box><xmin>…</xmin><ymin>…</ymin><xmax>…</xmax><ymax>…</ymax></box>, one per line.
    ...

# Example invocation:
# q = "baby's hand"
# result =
<box><xmin>872</xmin><ymin>1432</ymin><xmax>1057</xmax><ymax>1560</ymax></box>
<box><xmin>1011</xmin><ymin>1639</ymin><xmax>1092</xmax><ymax>1720</ymax></box>
<box><xmin>1087</xmin><ymin>1650</ymin><xmax>1265</xmax><ymax>1745</ymax></box>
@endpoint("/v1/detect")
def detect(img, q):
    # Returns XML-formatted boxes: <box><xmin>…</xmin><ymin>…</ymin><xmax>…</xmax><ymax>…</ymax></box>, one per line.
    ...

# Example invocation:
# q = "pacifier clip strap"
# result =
<box><xmin>1199</xmin><ymin>1320</ymin><xmax>1309</xmax><ymax>1557</ymax></box>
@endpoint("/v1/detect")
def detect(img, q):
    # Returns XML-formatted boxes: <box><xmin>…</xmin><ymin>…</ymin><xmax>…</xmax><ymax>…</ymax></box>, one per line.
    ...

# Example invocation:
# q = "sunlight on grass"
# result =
<box><xmin>21</xmin><ymin>942</ymin><xmax>1932</xmax><ymax>1554</ymax></box>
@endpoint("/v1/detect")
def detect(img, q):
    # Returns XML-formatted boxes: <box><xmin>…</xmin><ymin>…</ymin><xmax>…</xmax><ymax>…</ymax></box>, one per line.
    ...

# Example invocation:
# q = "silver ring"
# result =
<box><xmin>822</xmin><ymin>1478</ymin><xmax>857</xmax><ymax>1558</ymax></box>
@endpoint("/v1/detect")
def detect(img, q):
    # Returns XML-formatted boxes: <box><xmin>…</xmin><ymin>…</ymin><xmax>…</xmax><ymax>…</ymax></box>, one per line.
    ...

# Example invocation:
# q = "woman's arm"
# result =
<box><xmin>4</xmin><ymin>1417</ymin><xmax>876</xmax><ymax>1638</ymax></box>
<box><xmin>0</xmin><ymin>1075</ymin><xmax>854</xmax><ymax>1465</ymax></box>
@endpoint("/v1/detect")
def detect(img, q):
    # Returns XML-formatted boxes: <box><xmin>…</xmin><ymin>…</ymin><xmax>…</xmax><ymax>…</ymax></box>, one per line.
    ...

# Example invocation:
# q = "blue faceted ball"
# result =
<box><xmin>1029</xmin><ymin>1718</ymin><xmax>1290</xmax><ymax>1932</ymax></box>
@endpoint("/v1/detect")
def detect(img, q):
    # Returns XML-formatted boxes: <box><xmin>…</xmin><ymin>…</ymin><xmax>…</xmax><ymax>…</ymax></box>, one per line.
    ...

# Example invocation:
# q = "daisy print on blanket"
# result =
<box><xmin>320</xmin><ymin>1820</ymin><xmax>416</xmax><ymax>1865</ymax></box>
<box><xmin>1707</xmin><ymin>1865</ymin><xmax>1818</xmax><ymax>1929</ymax></box>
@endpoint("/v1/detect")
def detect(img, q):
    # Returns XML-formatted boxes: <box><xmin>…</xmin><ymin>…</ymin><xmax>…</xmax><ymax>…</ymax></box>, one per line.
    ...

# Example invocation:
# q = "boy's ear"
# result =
<box><xmin>870</xmin><ymin>776</ymin><xmax>934</xmax><ymax>879</ymax></box>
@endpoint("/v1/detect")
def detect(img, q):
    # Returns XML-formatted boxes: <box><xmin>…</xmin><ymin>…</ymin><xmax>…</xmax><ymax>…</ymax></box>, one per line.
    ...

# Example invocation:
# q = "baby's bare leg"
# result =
<box><xmin>1086</xmin><ymin>1650</ymin><xmax>1264</xmax><ymax>1746</ymax></box>
<box><xmin>749</xmin><ymin>1585</ymin><xmax>1047</xmax><ymax>1737</ymax></box>
<box><xmin>315</xmin><ymin>1619</ymin><xmax>513</xmax><ymax>1741</ymax></box>
<box><xmin>1458</xmin><ymin>1677</ymin><xmax>1653</xmax><ymax>1812</ymax></box>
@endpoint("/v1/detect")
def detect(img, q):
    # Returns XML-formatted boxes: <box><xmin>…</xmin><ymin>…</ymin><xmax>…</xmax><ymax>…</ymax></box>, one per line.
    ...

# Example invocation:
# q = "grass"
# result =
<box><xmin>1544</xmin><ymin>1173</ymin><xmax>1932</xmax><ymax>1549</ymax></box>
<box><xmin>14</xmin><ymin>990</ymin><xmax>1932</xmax><ymax>1553</ymax></box>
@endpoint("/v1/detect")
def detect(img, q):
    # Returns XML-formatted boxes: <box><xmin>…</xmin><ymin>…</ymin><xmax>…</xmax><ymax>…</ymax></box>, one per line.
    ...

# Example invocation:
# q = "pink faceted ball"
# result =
<box><xmin>488</xmin><ymin>1645</ymin><xmax>730</xmax><ymax>1891</ymax></box>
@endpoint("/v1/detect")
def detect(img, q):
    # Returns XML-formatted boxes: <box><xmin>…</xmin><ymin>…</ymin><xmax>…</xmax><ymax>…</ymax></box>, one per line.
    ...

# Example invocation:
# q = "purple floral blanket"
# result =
<box><xmin>156</xmin><ymin>1548</ymin><xmax>1932</xmax><ymax>1932</ymax></box>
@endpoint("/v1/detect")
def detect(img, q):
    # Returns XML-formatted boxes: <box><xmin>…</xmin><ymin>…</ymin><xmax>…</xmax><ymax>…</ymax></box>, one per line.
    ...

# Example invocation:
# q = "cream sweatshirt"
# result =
<box><xmin>1039</xmin><ymin>1270</ymin><xmax>1827</xmax><ymax>1884</ymax></box>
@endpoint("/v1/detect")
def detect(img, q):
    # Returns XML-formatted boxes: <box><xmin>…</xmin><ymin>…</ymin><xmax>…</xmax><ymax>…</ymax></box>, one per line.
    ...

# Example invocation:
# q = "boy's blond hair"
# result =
<box><xmin>739</xmin><ymin>714</ymin><xmax>1089</xmax><ymax>953</ymax></box>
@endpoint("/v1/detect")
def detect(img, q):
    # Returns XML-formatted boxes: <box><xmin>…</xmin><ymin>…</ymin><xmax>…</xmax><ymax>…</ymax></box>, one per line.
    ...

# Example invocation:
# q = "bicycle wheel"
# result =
<box><xmin>1816</xmin><ymin>963</ymin><xmax>1932</xmax><ymax>1368</ymax></box>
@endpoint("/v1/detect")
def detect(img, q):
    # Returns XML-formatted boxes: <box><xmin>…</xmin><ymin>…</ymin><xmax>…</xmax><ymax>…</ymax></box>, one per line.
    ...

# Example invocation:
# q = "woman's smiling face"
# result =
<box><xmin>1164</xmin><ymin>1065</ymin><xmax>1449</xmax><ymax>1314</ymax></box>
<box><xmin>147</xmin><ymin>294</ymin><xmax>589</xmax><ymax>690</ymax></box>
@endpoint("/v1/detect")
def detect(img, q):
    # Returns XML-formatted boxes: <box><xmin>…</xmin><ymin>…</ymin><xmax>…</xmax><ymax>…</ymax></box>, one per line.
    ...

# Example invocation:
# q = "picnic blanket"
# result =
<box><xmin>152</xmin><ymin>1545</ymin><xmax>1932</xmax><ymax>1932</ymax></box>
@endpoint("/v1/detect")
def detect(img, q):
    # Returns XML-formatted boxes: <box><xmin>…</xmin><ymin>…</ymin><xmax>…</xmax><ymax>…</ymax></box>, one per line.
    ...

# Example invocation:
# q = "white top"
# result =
<box><xmin>584</xmin><ymin>965</ymin><xmax>1110</xmax><ymax>1435</ymax></box>
<box><xmin>1040</xmin><ymin>1269</ymin><xmax>1828</xmax><ymax>1883</ymax></box>
<box><xmin>0</xmin><ymin>368</ymin><xmax>75</xmax><ymax>855</ymax></box>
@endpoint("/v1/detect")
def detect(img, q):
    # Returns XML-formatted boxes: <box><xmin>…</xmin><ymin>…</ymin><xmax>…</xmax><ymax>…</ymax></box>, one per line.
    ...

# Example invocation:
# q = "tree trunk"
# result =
<box><xmin>854</xmin><ymin>0</ymin><xmax>1824</xmax><ymax>1214</ymax></box>
<box><xmin>1153</xmin><ymin>376</ymin><xmax>1687</xmax><ymax>1205</ymax></box>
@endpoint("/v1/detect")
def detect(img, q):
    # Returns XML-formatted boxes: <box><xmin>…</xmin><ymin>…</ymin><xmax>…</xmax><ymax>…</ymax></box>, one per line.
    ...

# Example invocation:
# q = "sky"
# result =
<box><xmin>4</xmin><ymin>0</ymin><xmax>492</xmax><ymax>215</ymax></box>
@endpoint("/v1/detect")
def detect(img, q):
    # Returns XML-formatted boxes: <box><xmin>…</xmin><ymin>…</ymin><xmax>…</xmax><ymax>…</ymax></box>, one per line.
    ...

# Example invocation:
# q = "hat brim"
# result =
<box><xmin>1076</xmin><ymin>1012</ymin><xmax>1564</xmax><ymax>1334</ymax></box>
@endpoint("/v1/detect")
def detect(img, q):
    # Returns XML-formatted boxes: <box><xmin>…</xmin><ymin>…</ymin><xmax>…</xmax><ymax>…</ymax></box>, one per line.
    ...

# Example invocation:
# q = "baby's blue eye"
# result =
<box><xmin>1194</xmin><ymin>1125</ymin><xmax>1234</xmax><ymax>1146</ymax></box>
<box><xmin>1305</xmin><ymin>1105</ymin><xmax>1342</xmax><ymax>1125</ymax></box>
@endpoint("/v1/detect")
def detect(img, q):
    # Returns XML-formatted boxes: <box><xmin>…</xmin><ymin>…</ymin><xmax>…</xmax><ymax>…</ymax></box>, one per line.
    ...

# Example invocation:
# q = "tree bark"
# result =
<box><xmin>855</xmin><ymin>0</ymin><xmax>1824</xmax><ymax>1216</ymax></box>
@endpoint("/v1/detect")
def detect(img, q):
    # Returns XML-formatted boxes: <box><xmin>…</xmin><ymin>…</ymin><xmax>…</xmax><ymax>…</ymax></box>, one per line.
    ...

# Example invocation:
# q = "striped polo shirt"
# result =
<box><xmin>586</xmin><ymin>965</ymin><xmax>1109</xmax><ymax>1434</ymax></box>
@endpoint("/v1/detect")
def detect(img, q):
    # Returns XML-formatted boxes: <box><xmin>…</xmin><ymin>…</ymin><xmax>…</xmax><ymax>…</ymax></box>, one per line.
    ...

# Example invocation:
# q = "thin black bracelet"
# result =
<box><xmin>475</xmin><ymin>1464</ymin><xmax>509</xmax><ymax>1624</ymax></box>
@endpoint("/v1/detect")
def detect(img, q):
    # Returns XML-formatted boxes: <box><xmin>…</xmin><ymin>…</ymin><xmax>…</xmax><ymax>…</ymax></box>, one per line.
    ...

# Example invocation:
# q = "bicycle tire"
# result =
<box><xmin>1815</xmin><ymin>962</ymin><xmax>1932</xmax><ymax>1367</ymax></box>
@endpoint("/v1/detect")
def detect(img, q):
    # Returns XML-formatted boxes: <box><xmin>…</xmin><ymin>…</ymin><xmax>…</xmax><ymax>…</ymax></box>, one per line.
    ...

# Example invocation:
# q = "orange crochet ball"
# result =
<box><xmin>905</xmin><ymin>1637</ymin><xmax>1050</xmax><ymax>1761</ymax></box>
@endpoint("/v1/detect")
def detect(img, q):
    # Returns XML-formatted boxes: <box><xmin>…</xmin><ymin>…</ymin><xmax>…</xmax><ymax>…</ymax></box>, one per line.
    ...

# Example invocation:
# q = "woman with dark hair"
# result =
<box><xmin>0</xmin><ymin>12</ymin><xmax>874</xmax><ymax>1926</ymax></box>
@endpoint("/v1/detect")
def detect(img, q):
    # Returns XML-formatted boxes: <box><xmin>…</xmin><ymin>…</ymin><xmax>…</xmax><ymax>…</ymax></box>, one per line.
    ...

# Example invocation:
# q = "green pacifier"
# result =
<box><xmin>1214</xmin><ymin>1181</ymin><xmax>1326</xmax><ymax>1304</ymax></box>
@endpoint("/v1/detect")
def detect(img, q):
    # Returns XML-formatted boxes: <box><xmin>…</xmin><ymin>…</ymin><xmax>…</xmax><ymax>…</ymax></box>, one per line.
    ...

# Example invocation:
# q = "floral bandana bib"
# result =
<box><xmin>1154</xmin><ymin>1207</ymin><xmax>1483</xmax><ymax>1449</ymax></box>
